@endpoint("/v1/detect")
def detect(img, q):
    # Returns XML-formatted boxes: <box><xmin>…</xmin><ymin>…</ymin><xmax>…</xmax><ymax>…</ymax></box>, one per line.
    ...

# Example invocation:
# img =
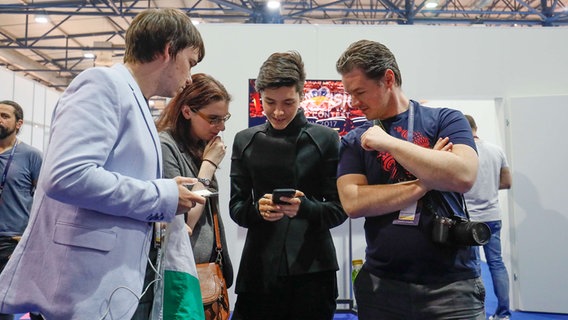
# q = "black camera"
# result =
<box><xmin>432</xmin><ymin>215</ymin><xmax>491</xmax><ymax>246</ymax></box>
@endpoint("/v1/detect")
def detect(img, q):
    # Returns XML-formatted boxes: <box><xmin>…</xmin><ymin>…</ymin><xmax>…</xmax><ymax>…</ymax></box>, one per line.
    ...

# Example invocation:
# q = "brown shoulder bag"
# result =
<box><xmin>196</xmin><ymin>205</ymin><xmax>230</xmax><ymax>320</ymax></box>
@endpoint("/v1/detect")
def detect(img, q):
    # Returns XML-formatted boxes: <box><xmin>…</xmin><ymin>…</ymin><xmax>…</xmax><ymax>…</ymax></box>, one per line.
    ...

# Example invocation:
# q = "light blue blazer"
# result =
<box><xmin>0</xmin><ymin>64</ymin><xmax>179</xmax><ymax>319</ymax></box>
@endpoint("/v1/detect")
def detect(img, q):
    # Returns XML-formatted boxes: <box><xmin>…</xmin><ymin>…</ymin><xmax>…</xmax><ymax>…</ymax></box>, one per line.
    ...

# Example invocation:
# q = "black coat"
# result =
<box><xmin>229</xmin><ymin>111</ymin><xmax>348</xmax><ymax>293</ymax></box>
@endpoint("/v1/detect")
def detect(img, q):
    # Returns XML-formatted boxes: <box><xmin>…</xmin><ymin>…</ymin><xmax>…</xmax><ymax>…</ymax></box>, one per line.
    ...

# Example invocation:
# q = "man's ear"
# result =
<box><xmin>15</xmin><ymin>119</ymin><xmax>23</xmax><ymax>131</ymax></box>
<box><xmin>384</xmin><ymin>69</ymin><xmax>396</xmax><ymax>88</ymax></box>
<box><xmin>160</xmin><ymin>42</ymin><xmax>173</xmax><ymax>63</ymax></box>
<box><xmin>182</xmin><ymin>105</ymin><xmax>192</xmax><ymax>119</ymax></box>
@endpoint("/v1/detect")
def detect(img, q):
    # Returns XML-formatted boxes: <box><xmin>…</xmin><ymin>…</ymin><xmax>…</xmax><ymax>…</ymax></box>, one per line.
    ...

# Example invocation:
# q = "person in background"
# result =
<box><xmin>229</xmin><ymin>51</ymin><xmax>348</xmax><ymax>320</ymax></box>
<box><xmin>156</xmin><ymin>72</ymin><xmax>234</xmax><ymax>294</ymax></box>
<box><xmin>0</xmin><ymin>8</ymin><xmax>206</xmax><ymax>320</ymax></box>
<box><xmin>335</xmin><ymin>39</ymin><xmax>484</xmax><ymax>319</ymax></box>
<box><xmin>0</xmin><ymin>100</ymin><xmax>42</xmax><ymax>320</ymax></box>
<box><xmin>464</xmin><ymin>114</ymin><xmax>512</xmax><ymax>320</ymax></box>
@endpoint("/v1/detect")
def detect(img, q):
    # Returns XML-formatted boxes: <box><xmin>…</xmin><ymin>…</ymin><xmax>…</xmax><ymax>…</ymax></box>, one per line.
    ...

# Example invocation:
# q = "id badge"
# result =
<box><xmin>393</xmin><ymin>200</ymin><xmax>421</xmax><ymax>226</ymax></box>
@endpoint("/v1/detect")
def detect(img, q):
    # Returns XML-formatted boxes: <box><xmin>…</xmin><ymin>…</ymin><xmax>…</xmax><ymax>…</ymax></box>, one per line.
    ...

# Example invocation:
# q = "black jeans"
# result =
<box><xmin>0</xmin><ymin>237</ymin><xmax>44</xmax><ymax>320</ymax></box>
<box><xmin>232</xmin><ymin>271</ymin><xmax>337</xmax><ymax>320</ymax></box>
<box><xmin>0</xmin><ymin>236</ymin><xmax>19</xmax><ymax>273</ymax></box>
<box><xmin>354</xmin><ymin>268</ymin><xmax>486</xmax><ymax>320</ymax></box>
<box><xmin>0</xmin><ymin>237</ymin><xmax>18</xmax><ymax>320</ymax></box>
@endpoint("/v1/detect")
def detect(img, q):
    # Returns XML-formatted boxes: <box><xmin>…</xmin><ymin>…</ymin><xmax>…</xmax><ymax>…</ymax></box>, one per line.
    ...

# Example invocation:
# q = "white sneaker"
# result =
<box><xmin>488</xmin><ymin>315</ymin><xmax>510</xmax><ymax>320</ymax></box>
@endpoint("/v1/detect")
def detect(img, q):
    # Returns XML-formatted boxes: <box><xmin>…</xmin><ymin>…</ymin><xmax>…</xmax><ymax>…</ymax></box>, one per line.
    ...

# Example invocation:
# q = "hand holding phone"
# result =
<box><xmin>272</xmin><ymin>188</ymin><xmax>296</xmax><ymax>204</ymax></box>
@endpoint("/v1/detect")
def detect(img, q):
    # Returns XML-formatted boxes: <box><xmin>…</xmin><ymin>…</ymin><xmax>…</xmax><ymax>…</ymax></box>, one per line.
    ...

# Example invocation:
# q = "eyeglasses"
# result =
<box><xmin>191</xmin><ymin>108</ymin><xmax>231</xmax><ymax>125</ymax></box>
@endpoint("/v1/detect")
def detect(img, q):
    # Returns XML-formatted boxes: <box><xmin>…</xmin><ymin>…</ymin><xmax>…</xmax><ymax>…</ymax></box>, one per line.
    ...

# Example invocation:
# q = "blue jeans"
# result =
<box><xmin>483</xmin><ymin>220</ymin><xmax>511</xmax><ymax>318</ymax></box>
<box><xmin>354</xmin><ymin>268</ymin><xmax>486</xmax><ymax>320</ymax></box>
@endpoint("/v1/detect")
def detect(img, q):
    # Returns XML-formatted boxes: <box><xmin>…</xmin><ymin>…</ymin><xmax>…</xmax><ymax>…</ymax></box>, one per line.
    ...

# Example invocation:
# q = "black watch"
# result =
<box><xmin>197</xmin><ymin>177</ymin><xmax>211</xmax><ymax>187</ymax></box>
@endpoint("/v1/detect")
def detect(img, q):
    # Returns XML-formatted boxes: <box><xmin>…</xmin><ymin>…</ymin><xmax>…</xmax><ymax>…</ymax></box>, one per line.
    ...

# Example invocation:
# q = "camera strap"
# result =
<box><xmin>427</xmin><ymin>190</ymin><xmax>471</xmax><ymax>222</ymax></box>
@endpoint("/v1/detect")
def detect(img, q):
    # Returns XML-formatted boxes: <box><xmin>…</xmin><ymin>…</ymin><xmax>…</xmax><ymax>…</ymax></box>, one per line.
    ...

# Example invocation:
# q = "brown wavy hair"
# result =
<box><xmin>156</xmin><ymin>73</ymin><xmax>231</xmax><ymax>159</ymax></box>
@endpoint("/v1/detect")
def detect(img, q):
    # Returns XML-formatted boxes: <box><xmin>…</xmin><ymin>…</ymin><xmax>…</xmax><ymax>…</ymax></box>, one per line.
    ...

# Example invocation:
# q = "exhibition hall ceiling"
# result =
<box><xmin>0</xmin><ymin>0</ymin><xmax>567</xmax><ymax>90</ymax></box>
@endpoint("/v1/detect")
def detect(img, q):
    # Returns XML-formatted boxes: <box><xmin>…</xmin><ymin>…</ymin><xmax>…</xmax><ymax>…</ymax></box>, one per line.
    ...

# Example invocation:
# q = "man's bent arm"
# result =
<box><xmin>337</xmin><ymin>174</ymin><xmax>428</xmax><ymax>219</ymax></box>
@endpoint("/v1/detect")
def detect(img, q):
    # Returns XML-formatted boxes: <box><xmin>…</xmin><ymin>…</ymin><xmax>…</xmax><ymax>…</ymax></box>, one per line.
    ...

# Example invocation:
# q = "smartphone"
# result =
<box><xmin>272</xmin><ymin>188</ymin><xmax>296</xmax><ymax>204</ymax></box>
<box><xmin>193</xmin><ymin>189</ymin><xmax>219</xmax><ymax>198</ymax></box>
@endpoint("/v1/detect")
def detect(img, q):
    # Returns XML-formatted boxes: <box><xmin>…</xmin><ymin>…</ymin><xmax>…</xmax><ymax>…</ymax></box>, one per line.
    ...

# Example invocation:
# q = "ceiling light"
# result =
<box><xmin>83</xmin><ymin>52</ymin><xmax>95</xmax><ymax>59</ymax></box>
<box><xmin>34</xmin><ymin>14</ymin><xmax>49</xmax><ymax>24</ymax></box>
<box><xmin>425</xmin><ymin>0</ymin><xmax>439</xmax><ymax>8</ymax></box>
<box><xmin>266</xmin><ymin>0</ymin><xmax>281</xmax><ymax>10</ymax></box>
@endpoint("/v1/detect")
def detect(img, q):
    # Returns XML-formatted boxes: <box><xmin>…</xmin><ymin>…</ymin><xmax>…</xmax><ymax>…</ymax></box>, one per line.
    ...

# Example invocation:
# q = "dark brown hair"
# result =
<box><xmin>255</xmin><ymin>51</ymin><xmax>306</xmax><ymax>95</ymax></box>
<box><xmin>0</xmin><ymin>100</ymin><xmax>24</xmax><ymax>133</ymax></box>
<box><xmin>0</xmin><ymin>100</ymin><xmax>23</xmax><ymax>122</ymax></box>
<box><xmin>336</xmin><ymin>39</ymin><xmax>402</xmax><ymax>86</ymax></box>
<box><xmin>464</xmin><ymin>114</ymin><xmax>477</xmax><ymax>130</ymax></box>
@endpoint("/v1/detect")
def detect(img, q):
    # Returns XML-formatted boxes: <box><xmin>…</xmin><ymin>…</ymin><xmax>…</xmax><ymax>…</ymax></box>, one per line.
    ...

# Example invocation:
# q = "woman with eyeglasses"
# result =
<box><xmin>152</xmin><ymin>73</ymin><xmax>234</xmax><ymax>316</ymax></box>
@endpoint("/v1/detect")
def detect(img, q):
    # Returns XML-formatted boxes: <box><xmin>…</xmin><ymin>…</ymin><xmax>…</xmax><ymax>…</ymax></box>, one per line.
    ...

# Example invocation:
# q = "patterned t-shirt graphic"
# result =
<box><xmin>377</xmin><ymin>125</ymin><xmax>431</xmax><ymax>183</ymax></box>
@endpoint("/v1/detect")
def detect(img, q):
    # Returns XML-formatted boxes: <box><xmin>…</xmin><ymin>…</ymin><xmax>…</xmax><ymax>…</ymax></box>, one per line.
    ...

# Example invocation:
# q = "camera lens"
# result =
<box><xmin>452</xmin><ymin>221</ymin><xmax>491</xmax><ymax>246</ymax></box>
<box><xmin>470</xmin><ymin>222</ymin><xmax>491</xmax><ymax>245</ymax></box>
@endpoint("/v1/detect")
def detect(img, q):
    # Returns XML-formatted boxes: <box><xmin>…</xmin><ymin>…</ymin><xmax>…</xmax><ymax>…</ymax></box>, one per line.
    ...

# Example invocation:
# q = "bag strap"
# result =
<box><xmin>211</xmin><ymin>201</ymin><xmax>223</xmax><ymax>266</ymax></box>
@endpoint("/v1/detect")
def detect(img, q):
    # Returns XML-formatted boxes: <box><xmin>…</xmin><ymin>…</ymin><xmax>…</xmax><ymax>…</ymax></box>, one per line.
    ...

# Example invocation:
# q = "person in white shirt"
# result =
<box><xmin>464</xmin><ymin>114</ymin><xmax>513</xmax><ymax>320</ymax></box>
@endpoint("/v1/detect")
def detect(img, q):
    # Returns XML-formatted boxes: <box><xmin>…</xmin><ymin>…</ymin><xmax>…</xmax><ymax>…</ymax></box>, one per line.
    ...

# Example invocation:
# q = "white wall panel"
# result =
<box><xmin>19</xmin><ymin>123</ymin><xmax>32</xmax><ymax>145</ymax></box>
<box><xmin>507</xmin><ymin>95</ymin><xmax>568</xmax><ymax>314</ymax></box>
<box><xmin>13</xmin><ymin>75</ymin><xmax>34</xmax><ymax>116</ymax></box>
<box><xmin>31</xmin><ymin>125</ymin><xmax>45</xmax><ymax>151</ymax></box>
<box><xmin>33</xmin><ymin>85</ymin><xmax>46</xmax><ymax>126</ymax></box>
<box><xmin>43</xmin><ymin>89</ymin><xmax>60</xmax><ymax>151</ymax></box>
<box><xmin>44</xmin><ymin>88</ymin><xmax>59</xmax><ymax>124</ymax></box>
<box><xmin>0</xmin><ymin>67</ymin><xmax>15</xmax><ymax>100</ymax></box>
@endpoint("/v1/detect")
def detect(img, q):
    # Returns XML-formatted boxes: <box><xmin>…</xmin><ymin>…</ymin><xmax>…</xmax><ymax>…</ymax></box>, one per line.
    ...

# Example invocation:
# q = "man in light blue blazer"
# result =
<box><xmin>0</xmin><ymin>8</ymin><xmax>207</xmax><ymax>320</ymax></box>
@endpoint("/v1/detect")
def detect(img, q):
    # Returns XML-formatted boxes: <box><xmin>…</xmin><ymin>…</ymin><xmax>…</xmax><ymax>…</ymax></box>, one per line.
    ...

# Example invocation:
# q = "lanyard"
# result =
<box><xmin>407</xmin><ymin>101</ymin><xmax>414</xmax><ymax>142</ymax></box>
<box><xmin>0</xmin><ymin>139</ymin><xmax>19</xmax><ymax>198</ymax></box>
<box><xmin>373</xmin><ymin>101</ymin><xmax>415</xmax><ymax>142</ymax></box>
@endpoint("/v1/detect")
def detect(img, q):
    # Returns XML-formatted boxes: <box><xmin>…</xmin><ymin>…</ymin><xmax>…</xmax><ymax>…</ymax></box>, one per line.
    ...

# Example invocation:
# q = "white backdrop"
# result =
<box><xmin>0</xmin><ymin>67</ymin><xmax>59</xmax><ymax>151</ymax></box>
<box><xmin>506</xmin><ymin>95</ymin><xmax>568</xmax><ymax>314</ymax></box>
